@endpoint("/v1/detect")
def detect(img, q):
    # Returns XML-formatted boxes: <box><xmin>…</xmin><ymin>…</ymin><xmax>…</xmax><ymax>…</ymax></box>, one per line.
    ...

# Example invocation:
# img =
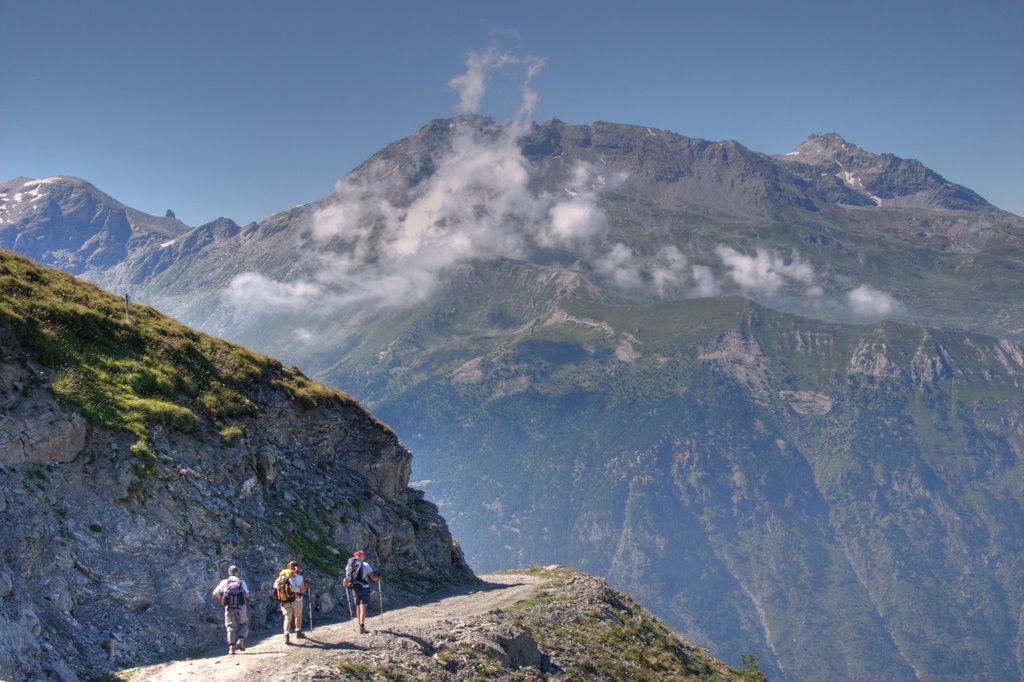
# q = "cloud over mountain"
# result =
<box><xmin>227</xmin><ymin>48</ymin><xmax>649</xmax><ymax>312</ymax></box>
<box><xmin>215</xmin><ymin>46</ymin><xmax>911</xmax><ymax>327</ymax></box>
<box><xmin>846</xmin><ymin>284</ymin><xmax>901</xmax><ymax>318</ymax></box>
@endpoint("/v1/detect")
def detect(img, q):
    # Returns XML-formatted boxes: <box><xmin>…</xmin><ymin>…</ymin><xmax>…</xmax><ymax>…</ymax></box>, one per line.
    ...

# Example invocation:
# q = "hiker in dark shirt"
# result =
<box><xmin>342</xmin><ymin>550</ymin><xmax>379</xmax><ymax>634</ymax></box>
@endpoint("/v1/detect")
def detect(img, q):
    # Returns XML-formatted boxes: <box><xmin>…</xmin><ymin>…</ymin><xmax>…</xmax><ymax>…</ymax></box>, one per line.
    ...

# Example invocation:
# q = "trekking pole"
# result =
<box><xmin>343</xmin><ymin>584</ymin><xmax>353</xmax><ymax>620</ymax></box>
<box><xmin>378</xmin><ymin>577</ymin><xmax>384</xmax><ymax>623</ymax></box>
<box><xmin>345</xmin><ymin>587</ymin><xmax>358</xmax><ymax>633</ymax></box>
<box><xmin>307</xmin><ymin>580</ymin><xmax>314</xmax><ymax>632</ymax></box>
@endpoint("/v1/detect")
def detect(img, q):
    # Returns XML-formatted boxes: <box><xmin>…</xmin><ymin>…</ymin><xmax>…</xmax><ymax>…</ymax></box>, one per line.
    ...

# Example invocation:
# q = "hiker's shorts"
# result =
<box><xmin>353</xmin><ymin>584</ymin><xmax>372</xmax><ymax>606</ymax></box>
<box><xmin>280</xmin><ymin>599</ymin><xmax>301</xmax><ymax>621</ymax></box>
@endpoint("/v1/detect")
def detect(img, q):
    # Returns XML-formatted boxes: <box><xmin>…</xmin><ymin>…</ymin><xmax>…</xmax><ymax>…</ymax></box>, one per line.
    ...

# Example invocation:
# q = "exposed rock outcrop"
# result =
<box><xmin>1</xmin><ymin>363</ymin><xmax>87</xmax><ymax>465</ymax></box>
<box><xmin>0</xmin><ymin>266</ymin><xmax>472</xmax><ymax>681</ymax></box>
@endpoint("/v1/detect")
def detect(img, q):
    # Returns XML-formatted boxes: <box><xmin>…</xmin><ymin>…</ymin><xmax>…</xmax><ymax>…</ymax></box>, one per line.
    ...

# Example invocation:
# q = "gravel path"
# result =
<box><xmin>124</xmin><ymin>573</ymin><xmax>545</xmax><ymax>681</ymax></box>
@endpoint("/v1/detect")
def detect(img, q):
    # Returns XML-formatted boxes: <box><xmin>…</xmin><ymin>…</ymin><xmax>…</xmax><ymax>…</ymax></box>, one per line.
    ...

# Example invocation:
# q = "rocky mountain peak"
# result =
<box><xmin>784</xmin><ymin>132</ymin><xmax>863</xmax><ymax>164</ymax></box>
<box><xmin>776</xmin><ymin>131</ymin><xmax>990</xmax><ymax>210</ymax></box>
<box><xmin>1</xmin><ymin>175</ymin><xmax>191</xmax><ymax>275</ymax></box>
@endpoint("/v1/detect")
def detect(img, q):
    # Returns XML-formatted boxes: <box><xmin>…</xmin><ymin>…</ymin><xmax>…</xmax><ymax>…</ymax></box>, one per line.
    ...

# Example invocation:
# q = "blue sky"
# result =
<box><xmin>2</xmin><ymin>0</ymin><xmax>1021</xmax><ymax>226</ymax></box>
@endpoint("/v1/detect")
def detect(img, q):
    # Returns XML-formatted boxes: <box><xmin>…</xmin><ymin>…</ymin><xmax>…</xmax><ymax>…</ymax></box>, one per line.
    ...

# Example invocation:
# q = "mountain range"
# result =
<box><xmin>3</xmin><ymin>116</ymin><xmax>1023</xmax><ymax>681</ymax></box>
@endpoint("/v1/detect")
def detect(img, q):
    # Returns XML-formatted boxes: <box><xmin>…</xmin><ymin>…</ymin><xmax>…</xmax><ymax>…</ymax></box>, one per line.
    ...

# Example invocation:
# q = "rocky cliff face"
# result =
<box><xmin>0</xmin><ymin>250</ymin><xmax>471</xmax><ymax>682</ymax></box>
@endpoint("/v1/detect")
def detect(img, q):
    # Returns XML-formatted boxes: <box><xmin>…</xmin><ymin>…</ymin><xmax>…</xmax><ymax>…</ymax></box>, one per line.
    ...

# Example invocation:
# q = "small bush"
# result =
<box><xmin>741</xmin><ymin>652</ymin><xmax>768</xmax><ymax>681</ymax></box>
<box><xmin>129</xmin><ymin>366</ymin><xmax>177</xmax><ymax>397</ymax></box>
<box><xmin>333</xmin><ymin>660</ymin><xmax>374</xmax><ymax>678</ymax></box>
<box><xmin>129</xmin><ymin>398</ymin><xmax>198</xmax><ymax>432</ymax></box>
<box><xmin>219</xmin><ymin>424</ymin><xmax>244</xmax><ymax>443</ymax></box>
<box><xmin>198</xmin><ymin>382</ymin><xmax>254</xmax><ymax>418</ymax></box>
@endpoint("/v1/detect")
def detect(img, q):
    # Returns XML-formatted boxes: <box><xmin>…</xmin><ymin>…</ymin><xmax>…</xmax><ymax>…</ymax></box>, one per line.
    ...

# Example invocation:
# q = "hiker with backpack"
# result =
<box><xmin>341</xmin><ymin>550</ymin><xmax>379</xmax><ymax>634</ymax></box>
<box><xmin>211</xmin><ymin>565</ymin><xmax>250</xmax><ymax>655</ymax></box>
<box><xmin>273</xmin><ymin>560</ymin><xmax>308</xmax><ymax>644</ymax></box>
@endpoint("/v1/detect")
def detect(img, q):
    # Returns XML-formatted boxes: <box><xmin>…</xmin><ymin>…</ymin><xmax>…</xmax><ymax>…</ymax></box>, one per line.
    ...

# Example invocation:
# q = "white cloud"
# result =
<box><xmin>547</xmin><ymin>199</ymin><xmax>606</xmax><ymax>244</ymax></box>
<box><xmin>285</xmin><ymin>114</ymin><xmax>546</xmax><ymax>309</ymax></box>
<box><xmin>650</xmin><ymin>245</ymin><xmax>689</xmax><ymax>296</ymax></box>
<box><xmin>592</xmin><ymin>243</ymin><xmax>646</xmax><ymax>292</ymax></box>
<box><xmin>252</xmin><ymin>57</ymin><xmax>628</xmax><ymax>312</ymax></box>
<box><xmin>448</xmin><ymin>47</ymin><xmax>517</xmax><ymax>115</ymax></box>
<box><xmin>223</xmin><ymin>46</ymin><xmax>751</xmax><ymax>318</ymax></box>
<box><xmin>224</xmin><ymin>272</ymin><xmax>324</xmax><ymax>311</ymax></box>
<box><xmin>710</xmin><ymin>245</ymin><xmax>904</xmax><ymax>321</ymax></box>
<box><xmin>690</xmin><ymin>265</ymin><xmax>721</xmax><ymax>297</ymax></box>
<box><xmin>309</xmin><ymin>172</ymin><xmax>404</xmax><ymax>261</ymax></box>
<box><xmin>588</xmin><ymin>243</ymin><xmax>692</xmax><ymax>298</ymax></box>
<box><xmin>541</xmin><ymin>162</ymin><xmax>620</xmax><ymax>246</ymax></box>
<box><xmin>715</xmin><ymin>245</ymin><xmax>816</xmax><ymax>295</ymax></box>
<box><xmin>846</xmin><ymin>284</ymin><xmax>900</xmax><ymax>319</ymax></box>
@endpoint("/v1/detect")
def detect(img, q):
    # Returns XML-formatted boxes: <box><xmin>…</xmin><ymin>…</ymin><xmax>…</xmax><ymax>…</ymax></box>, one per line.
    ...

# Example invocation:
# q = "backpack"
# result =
<box><xmin>274</xmin><ymin>569</ymin><xmax>297</xmax><ymax>603</ymax></box>
<box><xmin>224</xmin><ymin>576</ymin><xmax>246</xmax><ymax>609</ymax></box>
<box><xmin>343</xmin><ymin>557</ymin><xmax>365</xmax><ymax>588</ymax></box>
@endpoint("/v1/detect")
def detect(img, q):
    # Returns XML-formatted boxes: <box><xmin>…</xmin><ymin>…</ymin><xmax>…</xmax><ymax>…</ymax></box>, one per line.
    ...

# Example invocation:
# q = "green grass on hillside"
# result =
<box><xmin>0</xmin><ymin>249</ymin><xmax>345</xmax><ymax>457</ymax></box>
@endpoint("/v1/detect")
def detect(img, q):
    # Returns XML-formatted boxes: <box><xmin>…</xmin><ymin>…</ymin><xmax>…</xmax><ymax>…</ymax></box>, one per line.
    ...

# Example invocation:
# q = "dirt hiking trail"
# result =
<box><xmin>123</xmin><ymin>572</ymin><xmax>545</xmax><ymax>681</ymax></box>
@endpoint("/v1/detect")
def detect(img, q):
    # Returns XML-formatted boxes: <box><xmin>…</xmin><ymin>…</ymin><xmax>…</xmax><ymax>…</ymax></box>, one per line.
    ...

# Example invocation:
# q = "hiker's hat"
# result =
<box><xmin>354</xmin><ymin>550</ymin><xmax>365</xmax><ymax>557</ymax></box>
<box><xmin>228</xmin><ymin>565</ymin><xmax>239</xmax><ymax>575</ymax></box>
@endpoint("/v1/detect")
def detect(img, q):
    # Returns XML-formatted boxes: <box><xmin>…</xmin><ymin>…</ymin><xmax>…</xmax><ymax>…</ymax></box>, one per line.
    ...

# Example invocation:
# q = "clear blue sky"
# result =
<box><xmin>2</xmin><ymin>0</ymin><xmax>1021</xmax><ymax>226</ymax></box>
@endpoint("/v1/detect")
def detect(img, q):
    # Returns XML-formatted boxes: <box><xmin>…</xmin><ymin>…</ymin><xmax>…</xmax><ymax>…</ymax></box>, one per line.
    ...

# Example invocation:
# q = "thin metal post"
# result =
<box><xmin>307</xmin><ymin>582</ymin><xmax>314</xmax><ymax>631</ymax></box>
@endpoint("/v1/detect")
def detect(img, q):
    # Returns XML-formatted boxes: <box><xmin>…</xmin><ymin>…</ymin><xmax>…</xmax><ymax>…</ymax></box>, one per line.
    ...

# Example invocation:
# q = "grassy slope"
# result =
<box><xmin>0</xmin><ymin>248</ymin><xmax>346</xmax><ymax>456</ymax></box>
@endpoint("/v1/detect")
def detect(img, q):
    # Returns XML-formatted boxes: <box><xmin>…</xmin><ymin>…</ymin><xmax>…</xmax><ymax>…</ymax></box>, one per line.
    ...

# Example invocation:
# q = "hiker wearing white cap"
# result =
<box><xmin>212</xmin><ymin>565</ymin><xmax>250</xmax><ymax>655</ymax></box>
<box><xmin>275</xmin><ymin>560</ymin><xmax>309</xmax><ymax>644</ymax></box>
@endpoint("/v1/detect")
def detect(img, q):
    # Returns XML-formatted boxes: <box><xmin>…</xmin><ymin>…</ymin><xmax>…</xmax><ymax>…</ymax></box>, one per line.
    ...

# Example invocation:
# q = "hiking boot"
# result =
<box><xmin>284</xmin><ymin>633</ymin><xmax>291</xmax><ymax>645</ymax></box>
<box><xmin>296</xmin><ymin>630</ymin><xmax>304</xmax><ymax>639</ymax></box>
<box><xmin>228</xmin><ymin>645</ymin><xmax>235</xmax><ymax>655</ymax></box>
<box><xmin>359</xmin><ymin>624</ymin><xmax>368</xmax><ymax>634</ymax></box>
<box><xmin>237</xmin><ymin>639</ymin><xmax>245</xmax><ymax>651</ymax></box>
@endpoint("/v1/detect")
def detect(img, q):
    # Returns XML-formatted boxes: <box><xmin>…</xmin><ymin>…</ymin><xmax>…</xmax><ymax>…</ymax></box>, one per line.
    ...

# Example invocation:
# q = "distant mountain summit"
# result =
<box><xmin>345</xmin><ymin>117</ymin><xmax>1003</xmax><ymax>220</ymax></box>
<box><xmin>3</xmin><ymin>118</ymin><xmax>1023</xmax><ymax>354</ymax></box>
<box><xmin>3</xmin><ymin>119</ymin><xmax>1021</xmax><ymax>342</ymax></box>
<box><xmin>777</xmin><ymin>132</ymin><xmax>990</xmax><ymax>210</ymax></box>
<box><xmin>0</xmin><ymin>175</ymin><xmax>190</xmax><ymax>275</ymax></box>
